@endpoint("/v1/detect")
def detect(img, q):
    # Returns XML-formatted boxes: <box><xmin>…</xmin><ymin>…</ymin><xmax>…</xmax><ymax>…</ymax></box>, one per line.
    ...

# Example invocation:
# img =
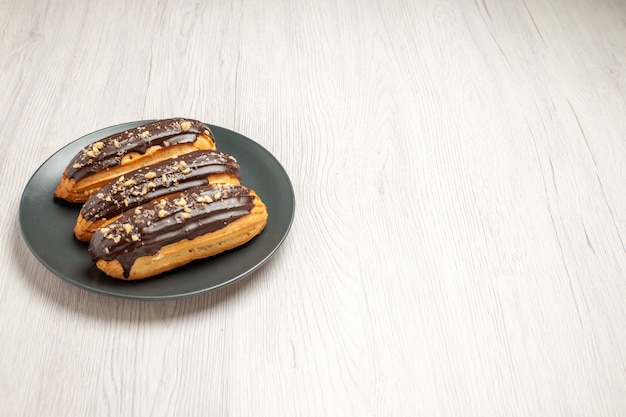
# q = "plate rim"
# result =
<box><xmin>18</xmin><ymin>120</ymin><xmax>295</xmax><ymax>300</ymax></box>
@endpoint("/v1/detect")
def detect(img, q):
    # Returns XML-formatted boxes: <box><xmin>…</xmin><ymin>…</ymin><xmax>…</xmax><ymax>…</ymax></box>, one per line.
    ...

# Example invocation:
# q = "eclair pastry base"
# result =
<box><xmin>55</xmin><ymin>137</ymin><xmax>215</xmax><ymax>203</ymax></box>
<box><xmin>93</xmin><ymin>195</ymin><xmax>267</xmax><ymax>280</ymax></box>
<box><xmin>73</xmin><ymin>171</ymin><xmax>241</xmax><ymax>242</ymax></box>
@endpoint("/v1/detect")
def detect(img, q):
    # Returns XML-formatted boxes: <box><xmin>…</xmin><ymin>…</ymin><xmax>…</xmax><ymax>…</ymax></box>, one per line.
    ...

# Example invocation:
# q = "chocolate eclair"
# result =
<box><xmin>88</xmin><ymin>184</ymin><xmax>268</xmax><ymax>280</ymax></box>
<box><xmin>73</xmin><ymin>150</ymin><xmax>241</xmax><ymax>241</ymax></box>
<box><xmin>55</xmin><ymin>118</ymin><xmax>216</xmax><ymax>203</ymax></box>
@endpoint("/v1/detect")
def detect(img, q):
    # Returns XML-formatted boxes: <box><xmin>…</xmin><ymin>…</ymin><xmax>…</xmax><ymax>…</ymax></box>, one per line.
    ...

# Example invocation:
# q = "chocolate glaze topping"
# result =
<box><xmin>66</xmin><ymin>119</ymin><xmax>214</xmax><ymax>181</ymax></box>
<box><xmin>88</xmin><ymin>184</ymin><xmax>255</xmax><ymax>278</ymax></box>
<box><xmin>80</xmin><ymin>150</ymin><xmax>241</xmax><ymax>222</ymax></box>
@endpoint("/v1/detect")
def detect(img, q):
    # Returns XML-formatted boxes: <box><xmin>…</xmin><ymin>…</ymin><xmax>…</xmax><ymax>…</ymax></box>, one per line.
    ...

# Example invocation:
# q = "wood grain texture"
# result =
<box><xmin>1</xmin><ymin>0</ymin><xmax>626</xmax><ymax>416</ymax></box>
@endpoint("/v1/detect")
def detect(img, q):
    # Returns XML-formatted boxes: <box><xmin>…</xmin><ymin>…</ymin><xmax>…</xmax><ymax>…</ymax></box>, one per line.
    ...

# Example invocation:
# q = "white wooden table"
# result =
<box><xmin>2</xmin><ymin>0</ymin><xmax>626</xmax><ymax>415</ymax></box>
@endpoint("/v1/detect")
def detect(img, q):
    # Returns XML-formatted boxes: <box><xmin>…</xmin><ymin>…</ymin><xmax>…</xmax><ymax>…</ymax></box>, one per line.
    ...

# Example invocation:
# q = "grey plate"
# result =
<box><xmin>19</xmin><ymin>121</ymin><xmax>295</xmax><ymax>300</ymax></box>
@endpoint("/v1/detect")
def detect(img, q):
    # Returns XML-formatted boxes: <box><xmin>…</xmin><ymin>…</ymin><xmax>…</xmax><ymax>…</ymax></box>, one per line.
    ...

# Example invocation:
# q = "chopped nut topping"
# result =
<box><xmin>140</xmin><ymin>130</ymin><xmax>150</xmax><ymax>139</ymax></box>
<box><xmin>124</xmin><ymin>179</ymin><xmax>135</xmax><ymax>187</ymax></box>
<box><xmin>180</xmin><ymin>212</ymin><xmax>191</xmax><ymax>219</ymax></box>
<box><xmin>196</xmin><ymin>195</ymin><xmax>213</xmax><ymax>203</ymax></box>
<box><xmin>131</xmin><ymin>234</ymin><xmax>140</xmax><ymax>241</ymax></box>
<box><xmin>134</xmin><ymin>208</ymin><xmax>142</xmax><ymax>215</ymax></box>
<box><xmin>72</xmin><ymin>163</ymin><xmax>82</xmax><ymax>169</ymax></box>
<box><xmin>182</xmin><ymin>168</ymin><xmax>191</xmax><ymax>174</ymax></box>
<box><xmin>158</xmin><ymin>209</ymin><xmax>168</xmax><ymax>218</ymax></box>
<box><xmin>100</xmin><ymin>227</ymin><xmax>110</xmax><ymax>236</ymax></box>
<box><xmin>123</xmin><ymin>223</ymin><xmax>133</xmax><ymax>234</ymax></box>
<box><xmin>94</xmin><ymin>141</ymin><xmax>104</xmax><ymax>150</ymax></box>
<box><xmin>113</xmin><ymin>139</ymin><xmax>120</xmax><ymax>148</ymax></box>
<box><xmin>180</xmin><ymin>121</ymin><xmax>192</xmax><ymax>131</ymax></box>
<box><xmin>144</xmin><ymin>171</ymin><xmax>157</xmax><ymax>179</ymax></box>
